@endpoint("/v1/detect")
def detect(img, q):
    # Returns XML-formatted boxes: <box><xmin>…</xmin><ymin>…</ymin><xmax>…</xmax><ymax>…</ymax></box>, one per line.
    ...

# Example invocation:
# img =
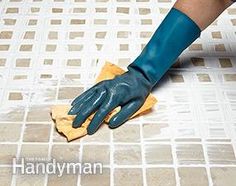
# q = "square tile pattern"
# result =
<box><xmin>0</xmin><ymin>0</ymin><xmax>236</xmax><ymax>185</ymax></box>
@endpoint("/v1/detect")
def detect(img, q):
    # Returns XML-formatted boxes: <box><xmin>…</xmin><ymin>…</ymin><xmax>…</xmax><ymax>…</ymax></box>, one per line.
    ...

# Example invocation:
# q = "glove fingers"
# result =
<box><xmin>109</xmin><ymin>100</ymin><xmax>143</xmax><ymax>129</ymax></box>
<box><xmin>70</xmin><ymin>84</ymin><xmax>99</xmax><ymax>107</ymax></box>
<box><xmin>68</xmin><ymin>90</ymin><xmax>96</xmax><ymax>115</ymax></box>
<box><xmin>87</xmin><ymin>96</ymin><xmax>118</xmax><ymax>135</ymax></box>
<box><xmin>72</xmin><ymin>89</ymin><xmax>106</xmax><ymax>128</ymax></box>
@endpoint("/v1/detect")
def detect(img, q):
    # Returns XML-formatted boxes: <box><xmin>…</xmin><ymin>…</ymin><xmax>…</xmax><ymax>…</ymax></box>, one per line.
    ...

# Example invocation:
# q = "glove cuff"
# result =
<box><xmin>128</xmin><ymin>8</ymin><xmax>201</xmax><ymax>87</ymax></box>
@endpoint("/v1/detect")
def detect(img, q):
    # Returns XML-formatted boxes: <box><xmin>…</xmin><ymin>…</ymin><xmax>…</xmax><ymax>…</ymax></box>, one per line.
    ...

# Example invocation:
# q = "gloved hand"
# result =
<box><xmin>69</xmin><ymin>8</ymin><xmax>201</xmax><ymax>134</ymax></box>
<box><xmin>68</xmin><ymin>68</ymin><xmax>152</xmax><ymax>135</ymax></box>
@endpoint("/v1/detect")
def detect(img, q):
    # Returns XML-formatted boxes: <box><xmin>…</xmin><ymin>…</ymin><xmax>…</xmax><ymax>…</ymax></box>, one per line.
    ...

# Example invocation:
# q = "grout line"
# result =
<box><xmin>140</xmin><ymin>116</ymin><xmax>147</xmax><ymax>186</ymax></box>
<box><xmin>76</xmin><ymin>135</ymin><xmax>84</xmax><ymax>186</ymax></box>
<box><xmin>170</xmin><ymin>123</ymin><xmax>181</xmax><ymax>186</ymax></box>
<box><xmin>202</xmin><ymin>138</ymin><xmax>214</xmax><ymax>186</ymax></box>
<box><xmin>110</xmin><ymin>127</ymin><xmax>114</xmax><ymax>186</ymax></box>
<box><xmin>43</xmin><ymin>120</ymin><xmax>54</xmax><ymax>186</ymax></box>
<box><xmin>193</xmin><ymin>84</ymin><xmax>214</xmax><ymax>186</ymax></box>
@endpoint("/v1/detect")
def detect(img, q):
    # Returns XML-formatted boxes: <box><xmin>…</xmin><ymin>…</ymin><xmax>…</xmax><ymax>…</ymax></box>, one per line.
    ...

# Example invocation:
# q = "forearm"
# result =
<box><xmin>174</xmin><ymin>0</ymin><xmax>234</xmax><ymax>30</ymax></box>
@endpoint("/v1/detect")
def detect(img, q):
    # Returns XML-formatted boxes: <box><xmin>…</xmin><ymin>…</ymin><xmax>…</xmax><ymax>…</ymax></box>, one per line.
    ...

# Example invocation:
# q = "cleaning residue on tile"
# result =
<box><xmin>0</xmin><ymin>0</ymin><xmax>236</xmax><ymax>185</ymax></box>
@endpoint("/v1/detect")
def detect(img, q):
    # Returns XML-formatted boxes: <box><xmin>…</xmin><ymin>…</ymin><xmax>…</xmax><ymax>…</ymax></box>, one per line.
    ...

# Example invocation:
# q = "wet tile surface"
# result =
<box><xmin>51</xmin><ymin>144</ymin><xmax>80</xmax><ymax>162</ymax></box>
<box><xmin>178</xmin><ymin>167</ymin><xmax>209</xmax><ymax>186</ymax></box>
<box><xmin>114</xmin><ymin>145</ymin><xmax>142</xmax><ymax>165</ymax></box>
<box><xmin>47</xmin><ymin>174</ymin><xmax>78</xmax><ymax>186</ymax></box>
<box><xmin>210</xmin><ymin>167</ymin><xmax>236</xmax><ymax>186</ymax></box>
<box><xmin>146</xmin><ymin>168</ymin><xmax>176</xmax><ymax>186</ymax></box>
<box><xmin>82</xmin><ymin>145</ymin><xmax>110</xmax><ymax>165</ymax></box>
<box><xmin>80</xmin><ymin>168</ymin><xmax>110</xmax><ymax>186</ymax></box>
<box><xmin>114</xmin><ymin>168</ymin><xmax>143</xmax><ymax>186</ymax></box>
<box><xmin>145</xmin><ymin>144</ymin><xmax>173</xmax><ymax>164</ymax></box>
<box><xmin>0</xmin><ymin>123</ymin><xmax>22</xmax><ymax>142</ymax></box>
<box><xmin>0</xmin><ymin>167</ymin><xmax>13</xmax><ymax>186</ymax></box>
<box><xmin>16</xmin><ymin>174</ymin><xmax>45</xmax><ymax>186</ymax></box>
<box><xmin>0</xmin><ymin>144</ymin><xmax>18</xmax><ymax>164</ymax></box>
<box><xmin>23</xmin><ymin>124</ymin><xmax>51</xmax><ymax>142</ymax></box>
<box><xmin>0</xmin><ymin>0</ymin><xmax>236</xmax><ymax>185</ymax></box>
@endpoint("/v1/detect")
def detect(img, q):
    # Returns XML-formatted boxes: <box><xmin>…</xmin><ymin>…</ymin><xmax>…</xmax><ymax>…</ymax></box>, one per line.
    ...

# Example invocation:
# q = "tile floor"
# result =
<box><xmin>0</xmin><ymin>0</ymin><xmax>236</xmax><ymax>185</ymax></box>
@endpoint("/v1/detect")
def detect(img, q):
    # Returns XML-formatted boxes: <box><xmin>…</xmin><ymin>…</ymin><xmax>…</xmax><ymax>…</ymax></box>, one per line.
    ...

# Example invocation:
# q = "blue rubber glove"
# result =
<box><xmin>68</xmin><ymin>8</ymin><xmax>201</xmax><ymax>135</ymax></box>
<box><xmin>69</xmin><ymin>69</ymin><xmax>152</xmax><ymax>134</ymax></box>
<box><xmin>129</xmin><ymin>8</ymin><xmax>201</xmax><ymax>85</ymax></box>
